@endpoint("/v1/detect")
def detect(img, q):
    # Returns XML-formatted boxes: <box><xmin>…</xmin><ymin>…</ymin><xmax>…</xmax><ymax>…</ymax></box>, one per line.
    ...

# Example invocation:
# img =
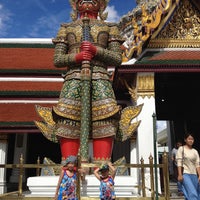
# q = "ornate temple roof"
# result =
<box><xmin>113</xmin><ymin>0</ymin><xmax>200</xmax><ymax>96</ymax></box>
<box><xmin>0</xmin><ymin>40</ymin><xmax>114</xmax><ymax>126</ymax></box>
<box><xmin>135</xmin><ymin>50</ymin><xmax>200</xmax><ymax>69</ymax></box>
<box><xmin>119</xmin><ymin>0</ymin><xmax>200</xmax><ymax>62</ymax></box>
<box><xmin>0</xmin><ymin>42</ymin><xmax>57</xmax><ymax>72</ymax></box>
<box><xmin>0</xmin><ymin>41</ymin><xmax>62</xmax><ymax>128</ymax></box>
<box><xmin>147</xmin><ymin>51</ymin><xmax>200</xmax><ymax>61</ymax></box>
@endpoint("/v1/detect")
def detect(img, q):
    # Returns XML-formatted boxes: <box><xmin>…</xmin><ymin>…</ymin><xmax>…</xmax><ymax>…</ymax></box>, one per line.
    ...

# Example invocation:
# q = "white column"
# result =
<box><xmin>137</xmin><ymin>96</ymin><xmax>155</xmax><ymax>162</ymax></box>
<box><xmin>130</xmin><ymin>140</ymin><xmax>139</xmax><ymax>194</ymax></box>
<box><xmin>135</xmin><ymin>72</ymin><xmax>161</xmax><ymax>195</ymax></box>
<box><xmin>0</xmin><ymin>135</ymin><xmax>8</xmax><ymax>194</ymax></box>
<box><xmin>10</xmin><ymin>134</ymin><xmax>27</xmax><ymax>183</ymax></box>
<box><xmin>136</xmin><ymin>72</ymin><xmax>155</xmax><ymax>162</ymax></box>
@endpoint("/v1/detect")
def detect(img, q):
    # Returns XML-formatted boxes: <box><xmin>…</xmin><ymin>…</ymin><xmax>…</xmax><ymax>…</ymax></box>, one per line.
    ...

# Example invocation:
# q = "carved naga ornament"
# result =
<box><xmin>121</xmin><ymin>0</ymin><xmax>177</xmax><ymax>62</ymax></box>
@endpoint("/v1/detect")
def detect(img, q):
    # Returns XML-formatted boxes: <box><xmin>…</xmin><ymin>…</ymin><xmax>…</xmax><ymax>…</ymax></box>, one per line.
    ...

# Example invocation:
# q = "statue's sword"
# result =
<box><xmin>80</xmin><ymin>16</ymin><xmax>91</xmax><ymax>162</ymax></box>
<box><xmin>77</xmin><ymin>16</ymin><xmax>91</xmax><ymax>199</ymax></box>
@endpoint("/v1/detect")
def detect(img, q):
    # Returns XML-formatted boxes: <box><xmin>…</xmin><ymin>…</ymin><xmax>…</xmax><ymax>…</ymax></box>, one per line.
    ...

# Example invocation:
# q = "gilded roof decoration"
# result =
<box><xmin>149</xmin><ymin>0</ymin><xmax>200</xmax><ymax>48</ymax></box>
<box><xmin>156</xmin><ymin>0</ymin><xmax>200</xmax><ymax>39</ymax></box>
<box><xmin>120</xmin><ymin>0</ymin><xmax>174</xmax><ymax>62</ymax></box>
<box><xmin>120</xmin><ymin>0</ymin><xmax>200</xmax><ymax>62</ymax></box>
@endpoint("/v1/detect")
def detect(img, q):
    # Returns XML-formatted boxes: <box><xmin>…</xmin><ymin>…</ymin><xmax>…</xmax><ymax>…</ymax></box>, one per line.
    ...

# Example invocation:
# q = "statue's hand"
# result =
<box><xmin>75</xmin><ymin>51</ymin><xmax>93</xmax><ymax>63</ymax></box>
<box><xmin>81</xmin><ymin>41</ymin><xmax>97</xmax><ymax>56</ymax></box>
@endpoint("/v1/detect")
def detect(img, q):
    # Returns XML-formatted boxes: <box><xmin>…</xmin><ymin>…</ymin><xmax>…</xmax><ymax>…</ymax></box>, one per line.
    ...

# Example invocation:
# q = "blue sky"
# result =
<box><xmin>0</xmin><ymin>0</ymin><xmax>137</xmax><ymax>38</ymax></box>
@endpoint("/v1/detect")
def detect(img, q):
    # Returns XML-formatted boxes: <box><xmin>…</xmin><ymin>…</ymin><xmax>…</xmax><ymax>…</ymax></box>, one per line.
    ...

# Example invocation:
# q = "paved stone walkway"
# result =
<box><xmin>169</xmin><ymin>181</ymin><xmax>184</xmax><ymax>200</ymax></box>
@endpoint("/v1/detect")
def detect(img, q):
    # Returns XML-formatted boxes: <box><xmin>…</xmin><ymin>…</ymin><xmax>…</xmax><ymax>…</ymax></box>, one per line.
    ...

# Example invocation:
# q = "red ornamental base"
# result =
<box><xmin>60</xmin><ymin>138</ymin><xmax>80</xmax><ymax>159</ymax></box>
<box><xmin>93</xmin><ymin>137</ymin><xmax>113</xmax><ymax>161</ymax></box>
<box><xmin>60</xmin><ymin>137</ymin><xmax>113</xmax><ymax>161</ymax></box>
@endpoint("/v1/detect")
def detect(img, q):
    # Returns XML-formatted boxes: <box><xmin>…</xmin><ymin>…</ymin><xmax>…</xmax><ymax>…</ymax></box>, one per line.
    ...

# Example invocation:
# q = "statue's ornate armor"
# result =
<box><xmin>35</xmin><ymin>0</ymin><xmax>142</xmax><ymax>162</ymax></box>
<box><xmin>52</xmin><ymin>19</ymin><xmax>123</xmax><ymax>141</ymax></box>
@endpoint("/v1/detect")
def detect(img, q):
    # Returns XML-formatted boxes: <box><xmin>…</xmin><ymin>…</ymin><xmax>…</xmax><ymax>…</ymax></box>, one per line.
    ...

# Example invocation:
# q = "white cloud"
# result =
<box><xmin>157</xmin><ymin>121</ymin><xmax>167</xmax><ymax>133</ymax></box>
<box><xmin>0</xmin><ymin>4</ymin><xmax>12</xmax><ymax>37</ymax></box>
<box><xmin>28</xmin><ymin>15</ymin><xmax>59</xmax><ymax>37</ymax></box>
<box><xmin>34</xmin><ymin>0</ymin><xmax>48</xmax><ymax>13</ymax></box>
<box><xmin>106</xmin><ymin>5</ymin><xmax>120</xmax><ymax>22</ymax></box>
<box><xmin>28</xmin><ymin>9</ymin><xmax>70</xmax><ymax>38</ymax></box>
<box><xmin>29</xmin><ymin>4</ymin><xmax>120</xmax><ymax>38</ymax></box>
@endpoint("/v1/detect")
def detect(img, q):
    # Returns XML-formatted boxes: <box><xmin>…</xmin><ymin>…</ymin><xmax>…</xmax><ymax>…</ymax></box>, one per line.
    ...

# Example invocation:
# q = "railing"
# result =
<box><xmin>0</xmin><ymin>155</ymin><xmax>62</xmax><ymax>198</ymax></box>
<box><xmin>0</xmin><ymin>152</ymin><xmax>169</xmax><ymax>200</ymax></box>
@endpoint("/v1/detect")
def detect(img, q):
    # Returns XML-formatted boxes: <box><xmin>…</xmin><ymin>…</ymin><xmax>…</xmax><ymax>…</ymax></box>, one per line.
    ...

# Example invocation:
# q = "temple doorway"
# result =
<box><xmin>155</xmin><ymin>72</ymin><xmax>200</xmax><ymax>153</ymax></box>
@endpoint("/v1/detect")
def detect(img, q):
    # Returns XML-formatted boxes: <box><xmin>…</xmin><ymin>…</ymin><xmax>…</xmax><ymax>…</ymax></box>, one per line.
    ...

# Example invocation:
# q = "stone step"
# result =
<box><xmin>0</xmin><ymin>197</ymin><xmax>170</xmax><ymax>200</ymax></box>
<box><xmin>169</xmin><ymin>181</ymin><xmax>184</xmax><ymax>200</ymax></box>
<box><xmin>1</xmin><ymin>180</ymin><xmax>185</xmax><ymax>200</ymax></box>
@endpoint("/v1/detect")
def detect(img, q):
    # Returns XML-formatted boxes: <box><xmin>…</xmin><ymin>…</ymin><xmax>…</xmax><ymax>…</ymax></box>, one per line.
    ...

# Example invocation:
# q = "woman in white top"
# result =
<box><xmin>176</xmin><ymin>133</ymin><xmax>200</xmax><ymax>200</ymax></box>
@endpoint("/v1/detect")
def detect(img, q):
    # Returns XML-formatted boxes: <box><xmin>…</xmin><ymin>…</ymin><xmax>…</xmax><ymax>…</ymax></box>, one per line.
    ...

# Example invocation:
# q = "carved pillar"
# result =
<box><xmin>136</xmin><ymin>72</ymin><xmax>155</xmax><ymax>161</ymax></box>
<box><xmin>135</xmin><ymin>72</ymin><xmax>161</xmax><ymax>194</ymax></box>
<box><xmin>130</xmin><ymin>138</ymin><xmax>138</xmax><ymax>181</ymax></box>
<box><xmin>10</xmin><ymin>133</ymin><xmax>27</xmax><ymax>183</ymax></box>
<box><xmin>0</xmin><ymin>134</ymin><xmax>8</xmax><ymax>194</ymax></box>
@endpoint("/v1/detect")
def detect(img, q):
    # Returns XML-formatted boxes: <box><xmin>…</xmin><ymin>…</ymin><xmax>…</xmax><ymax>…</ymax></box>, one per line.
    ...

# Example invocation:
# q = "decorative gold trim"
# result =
<box><xmin>121</xmin><ymin>0</ymin><xmax>173</xmax><ymax>61</ymax></box>
<box><xmin>124</xmin><ymin>80</ymin><xmax>137</xmax><ymax>103</ymax></box>
<box><xmin>53</xmin><ymin>105</ymin><xmax>81</xmax><ymax>121</ymax></box>
<box><xmin>151</xmin><ymin>2</ymin><xmax>178</xmax><ymax>39</ymax></box>
<box><xmin>151</xmin><ymin>0</ymin><xmax>200</xmax><ymax>46</ymax></box>
<box><xmin>118</xmin><ymin>104</ymin><xmax>143</xmax><ymax>142</ymax></box>
<box><xmin>137</xmin><ymin>74</ymin><xmax>154</xmax><ymax>99</ymax></box>
<box><xmin>92</xmin><ymin>105</ymin><xmax>120</xmax><ymax>121</ymax></box>
<box><xmin>148</xmin><ymin>39</ymin><xmax>200</xmax><ymax>48</ymax></box>
<box><xmin>34</xmin><ymin>121</ymin><xmax>58</xmax><ymax>143</ymax></box>
<box><xmin>35</xmin><ymin>105</ymin><xmax>55</xmax><ymax>126</ymax></box>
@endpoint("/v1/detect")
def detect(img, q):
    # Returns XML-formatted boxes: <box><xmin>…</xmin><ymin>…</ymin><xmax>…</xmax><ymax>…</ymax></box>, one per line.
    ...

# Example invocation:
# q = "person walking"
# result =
<box><xmin>171</xmin><ymin>141</ymin><xmax>183</xmax><ymax>195</ymax></box>
<box><xmin>176</xmin><ymin>133</ymin><xmax>200</xmax><ymax>200</ymax></box>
